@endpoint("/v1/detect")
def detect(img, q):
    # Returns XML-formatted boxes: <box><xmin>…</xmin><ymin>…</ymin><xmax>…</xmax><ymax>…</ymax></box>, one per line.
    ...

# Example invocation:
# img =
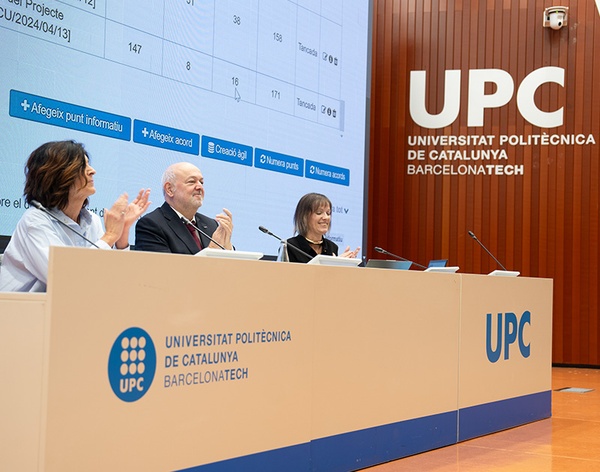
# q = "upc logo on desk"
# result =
<box><xmin>485</xmin><ymin>311</ymin><xmax>531</xmax><ymax>362</ymax></box>
<box><xmin>108</xmin><ymin>327</ymin><xmax>157</xmax><ymax>402</ymax></box>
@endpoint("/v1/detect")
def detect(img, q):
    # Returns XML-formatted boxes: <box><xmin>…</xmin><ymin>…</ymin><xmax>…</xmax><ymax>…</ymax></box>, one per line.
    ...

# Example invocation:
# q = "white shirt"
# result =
<box><xmin>170</xmin><ymin>205</ymin><xmax>196</xmax><ymax>225</ymax></box>
<box><xmin>0</xmin><ymin>206</ymin><xmax>112</xmax><ymax>292</ymax></box>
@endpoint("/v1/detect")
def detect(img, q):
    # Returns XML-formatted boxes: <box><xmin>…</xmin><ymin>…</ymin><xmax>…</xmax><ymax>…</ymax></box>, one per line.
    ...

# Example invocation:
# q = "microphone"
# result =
<box><xmin>30</xmin><ymin>199</ymin><xmax>101</xmax><ymax>248</ymax></box>
<box><xmin>181</xmin><ymin>216</ymin><xmax>226</xmax><ymax>250</ymax></box>
<box><xmin>374</xmin><ymin>246</ymin><xmax>427</xmax><ymax>269</ymax></box>
<box><xmin>258</xmin><ymin>225</ymin><xmax>278</xmax><ymax>238</ymax></box>
<box><xmin>258</xmin><ymin>226</ymin><xmax>313</xmax><ymax>260</ymax></box>
<box><xmin>468</xmin><ymin>230</ymin><xmax>507</xmax><ymax>271</ymax></box>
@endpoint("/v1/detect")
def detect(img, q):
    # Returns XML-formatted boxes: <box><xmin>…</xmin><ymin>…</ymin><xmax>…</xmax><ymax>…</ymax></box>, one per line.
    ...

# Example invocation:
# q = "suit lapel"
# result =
<box><xmin>195</xmin><ymin>213</ymin><xmax>211</xmax><ymax>249</ymax></box>
<box><xmin>160</xmin><ymin>203</ymin><xmax>200</xmax><ymax>254</ymax></box>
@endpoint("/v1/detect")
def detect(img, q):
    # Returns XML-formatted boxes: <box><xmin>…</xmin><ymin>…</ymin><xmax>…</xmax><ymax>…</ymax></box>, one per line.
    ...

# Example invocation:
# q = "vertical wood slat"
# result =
<box><xmin>368</xmin><ymin>0</ymin><xmax>600</xmax><ymax>365</ymax></box>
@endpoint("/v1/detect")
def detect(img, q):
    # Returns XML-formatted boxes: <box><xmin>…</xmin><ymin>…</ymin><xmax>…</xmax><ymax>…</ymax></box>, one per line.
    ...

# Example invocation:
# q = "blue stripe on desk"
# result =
<box><xmin>176</xmin><ymin>392</ymin><xmax>550</xmax><ymax>472</ymax></box>
<box><xmin>458</xmin><ymin>390</ymin><xmax>552</xmax><ymax>441</ymax></box>
<box><xmin>310</xmin><ymin>411</ymin><xmax>458</xmax><ymax>472</ymax></box>
<box><xmin>175</xmin><ymin>411</ymin><xmax>457</xmax><ymax>472</ymax></box>
<box><xmin>174</xmin><ymin>443</ymin><xmax>311</xmax><ymax>472</ymax></box>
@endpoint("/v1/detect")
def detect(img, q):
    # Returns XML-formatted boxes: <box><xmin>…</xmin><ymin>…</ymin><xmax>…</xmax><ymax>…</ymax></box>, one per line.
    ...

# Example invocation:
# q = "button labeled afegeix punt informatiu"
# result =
<box><xmin>9</xmin><ymin>90</ymin><xmax>130</xmax><ymax>141</ymax></box>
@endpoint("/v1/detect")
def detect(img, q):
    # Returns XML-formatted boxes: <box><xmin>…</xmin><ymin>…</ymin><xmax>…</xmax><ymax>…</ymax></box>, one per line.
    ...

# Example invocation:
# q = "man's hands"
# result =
<box><xmin>210</xmin><ymin>208</ymin><xmax>234</xmax><ymax>250</ymax></box>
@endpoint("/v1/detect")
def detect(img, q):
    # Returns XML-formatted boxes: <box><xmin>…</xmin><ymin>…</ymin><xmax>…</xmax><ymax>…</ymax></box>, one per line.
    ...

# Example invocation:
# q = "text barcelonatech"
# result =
<box><xmin>164</xmin><ymin>368</ymin><xmax>249</xmax><ymax>388</ymax></box>
<box><xmin>407</xmin><ymin>164</ymin><xmax>524</xmax><ymax>176</ymax></box>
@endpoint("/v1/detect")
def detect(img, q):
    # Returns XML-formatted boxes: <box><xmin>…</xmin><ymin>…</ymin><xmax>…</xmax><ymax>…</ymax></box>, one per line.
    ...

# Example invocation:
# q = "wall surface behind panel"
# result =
<box><xmin>368</xmin><ymin>0</ymin><xmax>600</xmax><ymax>365</ymax></box>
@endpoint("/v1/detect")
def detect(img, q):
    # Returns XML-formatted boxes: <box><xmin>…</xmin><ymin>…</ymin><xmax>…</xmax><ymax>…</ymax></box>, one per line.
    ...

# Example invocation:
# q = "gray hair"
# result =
<box><xmin>161</xmin><ymin>166</ymin><xmax>177</xmax><ymax>198</ymax></box>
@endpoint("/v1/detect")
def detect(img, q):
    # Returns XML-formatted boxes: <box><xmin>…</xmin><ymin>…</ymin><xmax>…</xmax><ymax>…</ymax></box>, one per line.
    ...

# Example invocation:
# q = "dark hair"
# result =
<box><xmin>23</xmin><ymin>140</ymin><xmax>89</xmax><ymax>210</ymax></box>
<box><xmin>293</xmin><ymin>192</ymin><xmax>332</xmax><ymax>236</ymax></box>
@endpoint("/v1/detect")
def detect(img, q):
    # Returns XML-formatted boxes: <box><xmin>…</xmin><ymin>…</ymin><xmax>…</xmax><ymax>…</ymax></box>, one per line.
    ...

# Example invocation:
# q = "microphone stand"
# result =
<box><xmin>373</xmin><ymin>246</ymin><xmax>427</xmax><ymax>269</ymax></box>
<box><xmin>258</xmin><ymin>226</ymin><xmax>313</xmax><ymax>260</ymax></box>
<box><xmin>181</xmin><ymin>216</ymin><xmax>226</xmax><ymax>250</ymax></box>
<box><xmin>30</xmin><ymin>200</ymin><xmax>100</xmax><ymax>248</ymax></box>
<box><xmin>467</xmin><ymin>231</ymin><xmax>507</xmax><ymax>271</ymax></box>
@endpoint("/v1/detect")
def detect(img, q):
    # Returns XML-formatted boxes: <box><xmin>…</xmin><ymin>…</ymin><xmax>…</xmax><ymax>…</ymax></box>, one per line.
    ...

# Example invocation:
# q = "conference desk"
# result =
<box><xmin>0</xmin><ymin>247</ymin><xmax>552</xmax><ymax>471</ymax></box>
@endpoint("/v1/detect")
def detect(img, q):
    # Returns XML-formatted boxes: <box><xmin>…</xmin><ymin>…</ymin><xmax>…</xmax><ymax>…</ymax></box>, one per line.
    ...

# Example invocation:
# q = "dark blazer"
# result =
<box><xmin>134</xmin><ymin>202</ymin><xmax>218</xmax><ymax>254</ymax></box>
<box><xmin>286</xmin><ymin>235</ymin><xmax>339</xmax><ymax>263</ymax></box>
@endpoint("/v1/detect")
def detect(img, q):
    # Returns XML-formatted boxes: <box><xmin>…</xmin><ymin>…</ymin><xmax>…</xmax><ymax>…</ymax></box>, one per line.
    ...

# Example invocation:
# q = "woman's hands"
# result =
<box><xmin>102</xmin><ymin>189</ymin><xmax>151</xmax><ymax>249</ymax></box>
<box><xmin>123</xmin><ymin>189</ymin><xmax>152</xmax><ymax>228</ymax></box>
<box><xmin>340</xmin><ymin>246</ymin><xmax>361</xmax><ymax>258</ymax></box>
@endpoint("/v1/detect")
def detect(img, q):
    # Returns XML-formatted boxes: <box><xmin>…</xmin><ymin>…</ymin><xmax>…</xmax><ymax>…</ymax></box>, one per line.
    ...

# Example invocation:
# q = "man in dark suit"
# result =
<box><xmin>134</xmin><ymin>162</ymin><xmax>233</xmax><ymax>254</ymax></box>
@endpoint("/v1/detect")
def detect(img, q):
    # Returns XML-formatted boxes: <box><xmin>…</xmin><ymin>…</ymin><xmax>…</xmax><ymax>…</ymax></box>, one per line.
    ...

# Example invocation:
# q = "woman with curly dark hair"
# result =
<box><xmin>0</xmin><ymin>140</ymin><xmax>151</xmax><ymax>292</ymax></box>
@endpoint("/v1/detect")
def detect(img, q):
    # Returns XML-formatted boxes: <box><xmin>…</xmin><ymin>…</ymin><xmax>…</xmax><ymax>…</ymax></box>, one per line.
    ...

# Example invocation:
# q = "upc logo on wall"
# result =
<box><xmin>108</xmin><ymin>327</ymin><xmax>157</xmax><ymax>402</ymax></box>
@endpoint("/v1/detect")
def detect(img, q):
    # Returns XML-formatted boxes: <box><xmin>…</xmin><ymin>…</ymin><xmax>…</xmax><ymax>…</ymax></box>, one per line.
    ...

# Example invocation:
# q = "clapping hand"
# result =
<box><xmin>340</xmin><ymin>246</ymin><xmax>361</xmax><ymax>258</ymax></box>
<box><xmin>103</xmin><ymin>189</ymin><xmax>151</xmax><ymax>249</ymax></box>
<box><xmin>211</xmin><ymin>208</ymin><xmax>234</xmax><ymax>250</ymax></box>
<box><xmin>123</xmin><ymin>189</ymin><xmax>151</xmax><ymax>229</ymax></box>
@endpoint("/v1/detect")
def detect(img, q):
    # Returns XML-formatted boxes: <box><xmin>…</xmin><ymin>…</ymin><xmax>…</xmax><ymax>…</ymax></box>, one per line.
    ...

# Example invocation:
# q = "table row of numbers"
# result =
<box><xmin>1</xmin><ymin>0</ymin><xmax>344</xmax><ymax>127</ymax></box>
<box><xmin>50</xmin><ymin>0</ymin><xmax>343</xmax><ymax>94</ymax></box>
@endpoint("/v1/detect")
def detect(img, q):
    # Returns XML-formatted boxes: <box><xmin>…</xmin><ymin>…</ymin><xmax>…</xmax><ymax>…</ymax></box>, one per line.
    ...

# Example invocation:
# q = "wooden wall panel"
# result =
<box><xmin>368</xmin><ymin>0</ymin><xmax>600</xmax><ymax>365</ymax></box>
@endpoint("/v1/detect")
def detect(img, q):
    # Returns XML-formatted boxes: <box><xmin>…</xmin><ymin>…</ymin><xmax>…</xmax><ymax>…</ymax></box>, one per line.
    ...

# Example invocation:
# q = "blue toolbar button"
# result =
<box><xmin>305</xmin><ymin>160</ymin><xmax>350</xmax><ymax>186</ymax></box>
<box><xmin>133</xmin><ymin>120</ymin><xmax>199</xmax><ymax>155</ymax></box>
<box><xmin>255</xmin><ymin>148</ymin><xmax>303</xmax><ymax>177</ymax></box>
<box><xmin>201</xmin><ymin>136</ymin><xmax>252</xmax><ymax>166</ymax></box>
<box><xmin>9</xmin><ymin>90</ymin><xmax>131</xmax><ymax>141</ymax></box>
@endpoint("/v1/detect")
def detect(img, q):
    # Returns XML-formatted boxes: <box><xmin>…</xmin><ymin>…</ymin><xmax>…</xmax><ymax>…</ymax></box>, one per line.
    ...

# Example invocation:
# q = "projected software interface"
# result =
<box><xmin>0</xmin><ymin>0</ymin><xmax>370</xmax><ymax>254</ymax></box>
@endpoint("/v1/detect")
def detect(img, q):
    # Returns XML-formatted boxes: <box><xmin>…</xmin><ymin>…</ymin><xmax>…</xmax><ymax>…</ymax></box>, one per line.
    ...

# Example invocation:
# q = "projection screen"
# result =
<box><xmin>0</xmin><ymin>0</ymin><xmax>371</xmax><ymax>257</ymax></box>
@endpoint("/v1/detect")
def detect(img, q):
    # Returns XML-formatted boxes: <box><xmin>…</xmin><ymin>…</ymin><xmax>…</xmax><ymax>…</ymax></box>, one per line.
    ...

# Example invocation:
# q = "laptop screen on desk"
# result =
<box><xmin>428</xmin><ymin>259</ymin><xmax>448</xmax><ymax>268</ymax></box>
<box><xmin>366</xmin><ymin>260</ymin><xmax>412</xmax><ymax>270</ymax></box>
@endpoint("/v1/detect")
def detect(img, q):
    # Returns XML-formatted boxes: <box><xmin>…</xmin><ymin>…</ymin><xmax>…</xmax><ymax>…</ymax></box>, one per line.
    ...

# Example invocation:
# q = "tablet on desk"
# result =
<box><xmin>488</xmin><ymin>269</ymin><xmax>520</xmax><ymax>277</ymax></box>
<box><xmin>195</xmin><ymin>248</ymin><xmax>264</xmax><ymax>260</ymax></box>
<box><xmin>424</xmin><ymin>266</ymin><xmax>459</xmax><ymax>273</ymax></box>
<box><xmin>365</xmin><ymin>259</ymin><xmax>412</xmax><ymax>270</ymax></box>
<box><xmin>307</xmin><ymin>254</ymin><xmax>362</xmax><ymax>267</ymax></box>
